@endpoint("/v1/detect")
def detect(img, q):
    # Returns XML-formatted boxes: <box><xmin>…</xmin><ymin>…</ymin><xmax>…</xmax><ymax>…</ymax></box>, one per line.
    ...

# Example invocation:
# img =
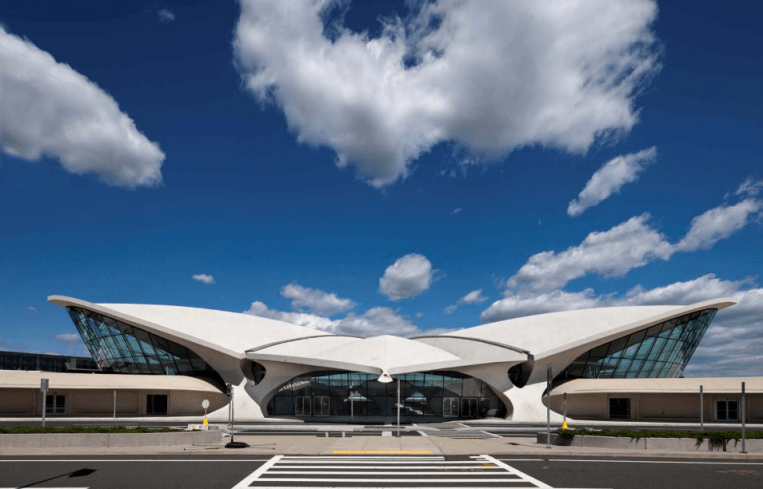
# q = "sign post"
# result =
<box><xmin>396</xmin><ymin>379</ymin><xmax>401</xmax><ymax>437</ymax></box>
<box><xmin>699</xmin><ymin>385</ymin><xmax>703</xmax><ymax>431</ymax></box>
<box><xmin>40</xmin><ymin>378</ymin><xmax>49</xmax><ymax>428</ymax></box>
<box><xmin>202</xmin><ymin>399</ymin><xmax>210</xmax><ymax>425</ymax></box>
<box><xmin>546</xmin><ymin>364</ymin><xmax>551</xmax><ymax>448</ymax></box>
<box><xmin>742</xmin><ymin>382</ymin><xmax>747</xmax><ymax>453</ymax></box>
<box><xmin>113</xmin><ymin>390</ymin><xmax>117</xmax><ymax>419</ymax></box>
<box><xmin>350</xmin><ymin>384</ymin><xmax>354</xmax><ymax>420</ymax></box>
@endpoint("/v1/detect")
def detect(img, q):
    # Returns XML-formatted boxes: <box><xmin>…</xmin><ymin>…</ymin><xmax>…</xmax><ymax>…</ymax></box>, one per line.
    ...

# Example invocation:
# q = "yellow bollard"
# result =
<box><xmin>561</xmin><ymin>421</ymin><xmax>568</xmax><ymax>430</ymax></box>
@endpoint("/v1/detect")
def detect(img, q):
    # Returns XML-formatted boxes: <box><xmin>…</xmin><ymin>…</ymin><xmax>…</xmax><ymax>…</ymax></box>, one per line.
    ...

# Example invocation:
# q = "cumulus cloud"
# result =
<box><xmin>157</xmin><ymin>8</ymin><xmax>176</xmax><ymax>23</ymax></box>
<box><xmin>508</xmin><ymin>214</ymin><xmax>674</xmax><ymax>292</ymax></box>
<box><xmin>735</xmin><ymin>177</ymin><xmax>763</xmax><ymax>198</ymax></box>
<box><xmin>244</xmin><ymin>301</ymin><xmax>420</xmax><ymax>337</ymax></box>
<box><xmin>280</xmin><ymin>282</ymin><xmax>356</xmax><ymax>316</ymax></box>
<box><xmin>567</xmin><ymin>147</ymin><xmax>656</xmax><ymax>216</ymax></box>
<box><xmin>379</xmin><ymin>253</ymin><xmax>434</xmax><ymax>301</ymax></box>
<box><xmin>192</xmin><ymin>274</ymin><xmax>215</xmax><ymax>284</ymax></box>
<box><xmin>53</xmin><ymin>333</ymin><xmax>82</xmax><ymax>343</ymax></box>
<box><xmin>445</xmin><ymin>289</ymin><xmax>488</xmax><ymax>315</ymax></box>
<box><xmin>0</xmin><ymin>27</ymin><xmax>165</xmax><ymax>187</ymax></box>
<box><xmin>675</xmin><ymin>199</ymin><xmax>762</xmax><ymax>252</ymax></box>
<box><xmin>479</xmin><ymin>272</ymin><xmax>763</xmax><ymax>376</ymax></box>
<box><xmin>233</xmin><ymin>0</ymin><xmax>659</xmax><ymax>188</ymax></box>
<box><xmin>481</xmin><ymin>288</ymin><xmax>605</xmax><ymax>322</ymax></box>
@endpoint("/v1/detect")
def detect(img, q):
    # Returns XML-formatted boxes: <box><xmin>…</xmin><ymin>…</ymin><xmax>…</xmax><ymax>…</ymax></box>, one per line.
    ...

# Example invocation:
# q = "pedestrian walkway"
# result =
<box><xmin>232</xmin><ymin>454</ymin><xmax>554</xmax><ymax>488</ymax></box>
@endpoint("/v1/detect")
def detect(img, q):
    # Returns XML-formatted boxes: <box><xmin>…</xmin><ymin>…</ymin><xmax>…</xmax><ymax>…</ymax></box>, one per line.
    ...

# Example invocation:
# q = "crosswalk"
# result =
<box><xmin>426</xmin><ymin>429</ymin><xmax>499</xmax><ymax>439</ymax></box>
<box><xmin>232</xmin><ymin>454</ymin><xmax>554</xmax><ymax>488</ymax></box>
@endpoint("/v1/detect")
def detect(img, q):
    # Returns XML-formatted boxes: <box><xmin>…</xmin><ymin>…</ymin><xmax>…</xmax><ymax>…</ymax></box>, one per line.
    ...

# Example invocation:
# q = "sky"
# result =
<box><xmin>1</xmin><ymin>0</ymin><xmax>761</xmax><ymax>378</ymax></box>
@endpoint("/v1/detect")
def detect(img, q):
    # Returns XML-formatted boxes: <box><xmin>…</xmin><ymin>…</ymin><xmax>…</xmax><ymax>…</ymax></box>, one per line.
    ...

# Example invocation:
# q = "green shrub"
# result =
<box><xmin>553</xmin><ymin>428</ymin><xmax>763</xmax><ymax>444</ymax></box>
<box><xmin>0</xmin><ymin>426</ymin><xmax>182</xmax><ymax>434</ymax></box>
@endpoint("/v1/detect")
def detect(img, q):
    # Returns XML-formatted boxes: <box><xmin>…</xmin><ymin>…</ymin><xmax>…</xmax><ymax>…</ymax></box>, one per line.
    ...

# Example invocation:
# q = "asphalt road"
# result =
<box><xmin>1</xmin><ymin>454</ymin><xmax>762</xmax><ymax>489</ymax></box>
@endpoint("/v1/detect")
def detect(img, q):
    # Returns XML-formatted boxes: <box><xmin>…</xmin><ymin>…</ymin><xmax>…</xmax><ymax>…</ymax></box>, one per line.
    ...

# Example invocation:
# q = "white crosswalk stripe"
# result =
<box><xmin>232</xmin><ymin>454</ymin><xmax>554</xmax><ymax>488</ymax></box>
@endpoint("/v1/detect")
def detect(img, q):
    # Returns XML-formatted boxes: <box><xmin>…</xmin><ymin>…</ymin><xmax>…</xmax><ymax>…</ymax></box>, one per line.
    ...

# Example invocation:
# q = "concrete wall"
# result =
<box><xmin>0</xmin><ymin>389</ymin><xmax>35</xmax><ymax>415</ymax></box>
<box><xmin>0</xmin><ymin>388</ymin><xmax>227</xmax><ymax>417</ymax></box>
<box><xmin>555</xmin><ymin>391</ymin><xmax>763</xmax><ymax>422</ymax></box>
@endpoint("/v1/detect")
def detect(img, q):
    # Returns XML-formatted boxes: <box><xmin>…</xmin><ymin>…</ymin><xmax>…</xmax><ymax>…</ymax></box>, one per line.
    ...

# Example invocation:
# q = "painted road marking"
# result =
<box><xmin>231</xmin><ymin>455</ymin><xmax>283</xmax><ymax>489</ymax></box>
<box><xmin>233</xmin><ymin>454</ymin><xmax>563</xmax><ymax>488</ymax></box>
<box><xmin>549</xmin><ymin>459</ymin><xmax>763</xmax><ymax>465</ymax></box>
<box><xmin>0</xmin><ymin>459</ymin><xmax>272</xmax><ymax>462</ymax></box>
<box><xmin>332</xmin><ymin>450</ymin><xmax>432</xmax><ymax>454</ymax></box>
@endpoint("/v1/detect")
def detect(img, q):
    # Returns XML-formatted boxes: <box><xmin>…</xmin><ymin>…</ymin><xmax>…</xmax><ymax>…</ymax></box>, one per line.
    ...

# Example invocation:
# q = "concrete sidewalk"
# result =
<box><xmin>3</xmin><ymin>433</ymin><xmax>763</xmax><ymax>460</ymax></box>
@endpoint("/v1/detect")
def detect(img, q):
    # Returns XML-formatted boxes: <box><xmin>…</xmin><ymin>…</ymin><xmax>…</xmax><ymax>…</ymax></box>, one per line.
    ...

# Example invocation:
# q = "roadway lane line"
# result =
<box><xmin>232</xmin><ymin>455</ymin><xmax>283</xmax><ymax>489</ymax></box>
<box><xmin>549</xmin><ymin>459</ymin><xmax>763</xmax><ymax>465</ymax></box>
<box><xmin>0</xmin><ymin>459</ymin><xmax>271</xmax><ymax>462</ymax></box>
<box><xmin>482</xmin><ymin>454</ymin><xmax>553</xmax><ymax>489</ymax></box>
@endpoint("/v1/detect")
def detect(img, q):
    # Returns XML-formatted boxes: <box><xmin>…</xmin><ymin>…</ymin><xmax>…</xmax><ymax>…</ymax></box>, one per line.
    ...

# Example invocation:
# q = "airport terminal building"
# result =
<box><xmin>2</xmin><ymin>295</ymin><xmax>761</xmax><ymax>423</ymax></box>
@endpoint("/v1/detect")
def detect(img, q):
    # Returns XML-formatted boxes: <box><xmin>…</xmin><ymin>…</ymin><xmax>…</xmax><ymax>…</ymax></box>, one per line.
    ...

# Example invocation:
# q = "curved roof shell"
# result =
<box><xmin>49</xmin><ymin>296</ymin><xmax>736</xmax><ymax>386</ymax></box>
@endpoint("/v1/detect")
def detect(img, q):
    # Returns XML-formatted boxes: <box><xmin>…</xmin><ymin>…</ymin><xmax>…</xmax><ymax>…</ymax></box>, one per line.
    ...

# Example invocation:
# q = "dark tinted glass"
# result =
<box><xmin>66</xmin><ymin>307</ymin><xmax>224</xmax><ymax>390</ymax></box>
<box><xmin>555</xmin><ymin>309</ymin><xmax>717</xmax><ymax>381</ymax></box>
<box><xmin>267</xmin><ymin>370</ymin><xmax>506</xmax><ymax>419</ymax></box>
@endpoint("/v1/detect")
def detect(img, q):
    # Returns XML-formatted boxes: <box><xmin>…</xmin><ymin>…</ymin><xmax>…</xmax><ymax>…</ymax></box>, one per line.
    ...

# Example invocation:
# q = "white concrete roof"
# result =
<box><xmin>249</xmin><ymin>335</ymin><xmax>470</xmax><ymax>376</ymax></box>
<box><xmin>0</xmin><ymin>370</ymin><xmax>221</xmax><ymax>392</ymax></box>
<box><xmin>49</xmin><ymin>296</ymin><xmax>332</xmax><ymax>358</ymax></box>
<box><xmin>445</xmin><ymin>298</ymin><xmax>737</xmax><ymax>360</ymax></box>
<box><xmin>551</xmin><ymin>377</ymin><xmax>763</xmax><ymax>395</ymax></box>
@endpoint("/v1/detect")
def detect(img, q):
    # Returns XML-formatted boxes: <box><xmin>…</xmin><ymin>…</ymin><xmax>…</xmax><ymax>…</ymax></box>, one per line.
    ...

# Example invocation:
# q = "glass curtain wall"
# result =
<box><xmin>267</xmin><ymin>370</ymin><xmax>506</xmax><ymax>419</ymax></box>
<box><xmin>556</xmin><ymin>309</ymin><xmax>717</xmax><ymax>381</ymax></box>
<box><xmin>66</xmin><ymin>307</ymin><xmax>225</xmax><ymax>389</ymax></box>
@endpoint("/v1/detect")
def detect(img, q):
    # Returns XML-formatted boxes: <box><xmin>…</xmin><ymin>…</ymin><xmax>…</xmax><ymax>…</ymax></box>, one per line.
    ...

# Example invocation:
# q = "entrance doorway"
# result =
<box><xmin>443</xmin><ymin>398</ymin><xmax>459</xmax><ymax>417</ymax></box>
<box><xmin>314</xmin><ymin>396</ymin><xmax>330</xmax><ymax>416</ymax></box>
<box><xmin>716</xmin><ymin>400</ymin><xmax>738</xmax><ymax>421</ymax></box>
<box><xmin>461</xmin><ymin>398</ymin><xmax>478</xmax><ymax>418</ymax></box>
<box><xmin>45</xmin><ymin>395</ymin><xmax>66</xmax><ymax>415</ymax></box>
<box><xmin>146</xmin><ymin>394</ymin><xmax>168</xmax><ymax>415</ymax></box>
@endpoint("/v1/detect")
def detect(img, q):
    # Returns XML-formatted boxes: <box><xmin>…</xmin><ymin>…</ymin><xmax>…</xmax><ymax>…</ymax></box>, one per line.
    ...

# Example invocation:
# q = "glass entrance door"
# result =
<box><xmin>295</xmin><ymin>396</ymin><xmax>310</xmax><ymax>416</ymax></box>
<box><xmin>45</xmin><ymin>395</ymin><xmax>66</xmax><ymax>415</ymax></box>
<box><xmin>461</xmin><ymin>398</ymin><xmax>478</xmax><ymax>418</ymax></box>
<box><xmin>314</xmin><ymin>396</ymin><xmax>330</xmax><ymax>416</ymax></box>
<box><xmin>716</xmin><ymin>400</ymin><xmax>739</xmax><ymax>421</ymax></box>
<box><xmin>443</xmin><ymin>398</ymin><xmax>459</xmax><ymax>417</ymax></box>
<box><xmin>146</xmin><ymin>395</ymin><xmax>168</xmax><ymax>415</ymax></box>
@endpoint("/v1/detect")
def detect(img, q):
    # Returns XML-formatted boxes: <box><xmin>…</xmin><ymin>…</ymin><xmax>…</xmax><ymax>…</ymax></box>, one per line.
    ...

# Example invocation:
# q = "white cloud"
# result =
<box><xmin>244</xmin><ymin>301</ymin><xmax>420</xmax><ymax>337</ymax></box>
<box><xmin>481</xmin><ymin>288</ymin><xmax>605</xmax><ymax>322</ymax></box>
<box><xmin>508</xmin><ymin>214</ymin><xmax>674</xmax><ymax>292</ymax></box>
<box><xmin>280</xmin><ymin>282</ymin><xmax>355</xmax><ymax>316</ymax></box>
<box><xmin>735</xmin><ymin>177</ymin><xmax>763</xmax><ymax>198</ymax></box>
<box><xmin>379</xmin><ymin>253</ymin><xmax>434</xmax><ymax>301</ymax></box>
<box><xmin>244</xmin><ymin>300</ymin><xmax>337</xmax><ymax>331</ymax></box>
<box><xmin>26</xmin><ymin>306</ymin><xmax>38</xmax><ymax>312</ymax></box>
<box><xmin>445</xmin><ymin>288</ymin><xmax>488</xmax><ymax>315</ymax></box>
<box><xmin>0</xmin><ymin>27</ymin><xmax>165</xmax><ymax>188</ymax></box>
<box><xmin>234</xmin><ymin>0</ymin><xmax>659</xmax><ymax>188</ymax></box>
<box><xmin>675</xmin><ymin>199</ymin><xmax>762</xmax><ymax>252</ymax></box>
<box><xmin>192</xmin><ymin>273</ymin><xmax>215</xmax><ymax>284</ymax></box>
<box><xmin>567</xmin><ymin>147</ymin><xmax>656</xmax><ymax>216</ymax></box>
<box><xmin>450</xmin><ymin>207</ymin><xmax>462</xmax><ymax>215</ymax></box>
<box><xmin>479</xmin><ymin>272</ymin><xmax>763</xmax><ymax>377</ymax></box>
<box><xmin>415</xmin><ymin>312</ymin><xmax>425</xmax><ymax>318</ymax></box>
<box><xmin>53</xmin><ymin>333</ymin><xmax>82</xmax><ymax>343</ymax></box>
<box><xmin>157</xmin><ymin>8</ymin><xmax>176</xmax><ymax>23</ymax></box>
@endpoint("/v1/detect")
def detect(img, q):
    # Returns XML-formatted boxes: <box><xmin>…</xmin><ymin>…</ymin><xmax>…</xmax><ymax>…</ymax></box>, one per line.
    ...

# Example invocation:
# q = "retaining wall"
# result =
<box><xmin>0</xmin><ymin>431</ymin><xmax>221</xmax><ymax>448</ymax></box>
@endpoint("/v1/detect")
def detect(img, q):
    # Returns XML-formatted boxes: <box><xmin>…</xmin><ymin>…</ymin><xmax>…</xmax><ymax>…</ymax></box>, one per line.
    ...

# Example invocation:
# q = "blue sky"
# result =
<box><xmin>1</xmin><ymin>1</ymin><xmax>761</xmax><ymax>377</ymax></box>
